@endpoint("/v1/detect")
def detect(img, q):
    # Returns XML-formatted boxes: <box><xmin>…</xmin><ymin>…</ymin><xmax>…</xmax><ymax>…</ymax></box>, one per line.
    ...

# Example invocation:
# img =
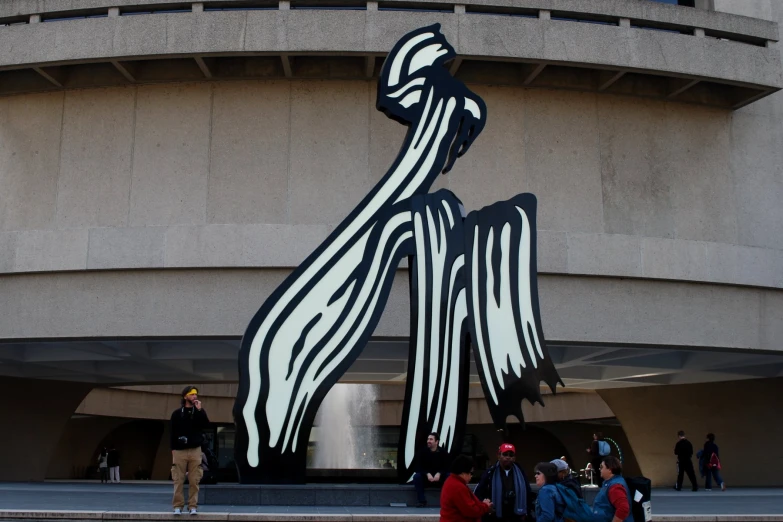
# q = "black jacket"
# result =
<box><xmin>170</xmin><ymin>406</ymin><xmax>210</xmax><ymax>450</ymax></box>
<box><xmin>416</xmin><ymin>447</ymin><xmax>449</xmax><ymax>476</ymax></box>
<box><xmin>474</xmin><ymin>462</ymin><xmax>534</xmax><ymax>521</ymax></box>
<box><xmin>674</xmin><ymin>439</ymin><xmax>694</xmax><ymax>462</ymax></box>
<box><xmin>107</xmin><ymin>449</ymin><xmax>120</xmax><ymax>467</ymax></box>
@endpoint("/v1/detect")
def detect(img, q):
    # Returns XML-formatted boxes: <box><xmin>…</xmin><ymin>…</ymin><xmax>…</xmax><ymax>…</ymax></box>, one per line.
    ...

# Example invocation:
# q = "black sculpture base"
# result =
<box><xmin>198</xmin><ymin>483</ymin><xmax>441</xmax><ymax>507</ymax></box>
<box><xmin>198</xmin><ymin>482</ymin><xmax>600</xmax><ymax>507</ymax></box>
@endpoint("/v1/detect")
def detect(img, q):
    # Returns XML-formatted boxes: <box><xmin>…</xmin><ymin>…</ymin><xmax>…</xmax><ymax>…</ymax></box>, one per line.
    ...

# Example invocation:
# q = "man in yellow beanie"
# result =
<box><xmin>170</xmin><ymin>386</ymin><xmax>210</xmax><ymax>515</ymax></box>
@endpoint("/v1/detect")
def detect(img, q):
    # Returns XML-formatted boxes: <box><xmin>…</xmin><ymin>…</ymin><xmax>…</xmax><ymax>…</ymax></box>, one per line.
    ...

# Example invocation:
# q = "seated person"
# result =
<box><xmin>413</xmin><ymin>431</ymin><xmax>449</xmax><ymax>508</ymax></box>
<box><xmin>474</xmin><ymin>443</ymin><xmax>533</xmax><ymax>521</ymax></box>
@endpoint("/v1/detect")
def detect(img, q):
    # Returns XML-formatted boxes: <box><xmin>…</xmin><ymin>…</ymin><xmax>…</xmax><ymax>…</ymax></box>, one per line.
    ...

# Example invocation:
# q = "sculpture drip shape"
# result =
<box><xmin>233</xmin><ymin>24</ymin><xmax>563</xmax><ymax>484</ymax></box>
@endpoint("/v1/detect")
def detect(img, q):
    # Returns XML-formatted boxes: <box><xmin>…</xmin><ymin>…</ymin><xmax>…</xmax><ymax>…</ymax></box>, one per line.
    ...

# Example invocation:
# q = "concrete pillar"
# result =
<box><xmin>0</xmin><ymin>377</ymin><xmax>93</xmax><ymax>481</ymax></box>
<box><xmin>539</xmin><ymin>10</ymin><xmax>551</xmax><ymax>20</ymax></box>
<box><xmin>598</xmin><ymin>377</ymin><xmax>783</xmax><ymax>487</ymax></box>
<box><xmin>192</xmin><ymin>3</ymin><xmax>204</xmax><ymax>13</ymax></box>
<box><xmin>29</xmin><ymin>14</ymin><xmax>41</xmax><ymax>23</ymax></box>
<box><xmin>619</xmin><ymin>18</ymin><xmax>631</xmax><ymax>28</ymax></box>
<box><xmin>694</xmin><ymin>28</ymin><xmax>706</xmax><ymax>37</ymax></box>
<box><xmin>108</xmin><ymin>7</ymin><xmax>119</xmax><ymax>17</ymax></box>
<box><xmin>454</xmin><ymin>5</ymin><xmax>466</xmax><ymax>14</ymax></box>
<box><xmin>366</xmin><ymin>1</ymin><xmax>378</xmax><ymax>10</ymax></box>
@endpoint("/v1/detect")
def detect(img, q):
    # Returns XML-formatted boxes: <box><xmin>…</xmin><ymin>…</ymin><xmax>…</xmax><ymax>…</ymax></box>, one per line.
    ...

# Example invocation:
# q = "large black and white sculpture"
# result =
<box><xmin>233</xmin><ymin>25</ymin><xmax>562</xmax><ymax>484</ymax></box>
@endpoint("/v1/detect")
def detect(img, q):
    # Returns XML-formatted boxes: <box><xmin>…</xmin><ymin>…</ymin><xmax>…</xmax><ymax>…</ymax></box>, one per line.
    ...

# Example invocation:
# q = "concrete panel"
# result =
<box><xmin>13</xmin><ymin>229</ymin><xmax>88</xmax><ymax>272</ymax></box>
<box><xmin>112</xmin><ymin>14</ymin><xmax>168</xmax><ymax>58</ymax></box>
<box><xmin>87</xmin><ymin>227</ymin><xmax>166</xmax><ymax>269</ymax></box>
<box><xmin>664</xmin><ymin>105</ymin><xmax>738</xmax><ymax>243</ymax></box>
<box><xmin>288</xmin><ymin>81</ymin><xmax>371</xmax><ymax>224</ymax></box>
<box><xmin>705</xmin><ymin>242</ymin><xmax>783</xmax><ymax>289</ymax></box>
<box><xmin>730</xmin><ymin>110</ymin><xmax>783</xmax><ymax>250</ymax></box>
<box><xmin>0</xmin><ymin>92</ymin><xmax>63</xmax><ymax>231</ymax></box>
<box><xmin>243</xmin><ymin>10</ymin><xmax>288</xmax><ymax>51</ymax></box>
<box><xmin>166</xmin><ymin>11</ymin><xmax>248</xmax><ymax>55</ymax></box>
<box><xmin>0</xmin><ymin>232</ymin><xmax>17</xmax><ymax>273</ymax></box>
<box><xmin>128</xmin><ymin>83</ymin><xmax>211</xmax><ymax>226</ymax></box>
<box><xmin>538</xmin><ymin>230</ymin><xmax>568</xmax><ymax>274</ymax></box>
<box><xmin>208</xmin><ymin>81</ymin><xmax>290</xmax><ymax>225</ymax></box>
<box><xmin>641</xmin><ymin>237</ymin><xmax>707</xmax><ymax>282</ymax></box>
<box><xmin>0</xmin><ymin>270</ymin><xmax>775</xmax><ymax>356</ymax></box>
<box><xmin>56</xmin><ymin>87</ymin><xmax>135</xmax><ymax>228</ymax></box>
<box><xmin>598</xmin><ymin>96</ymin><xmax>674</xmax><ymax>239</ymax></box>
<box><xmin>761</xmin><ymin>291</ymin><xmax>783</xmax><ymax>352</ymax></box>
<box><xmin>164</xmin><ymin>224</ymin><xmax>332</xmax><ymax>268</ymax></box>
<box><xmin>449</xmin><ymin>85</ymin><xmax>527</xmax><ymax>213</ymax></box>
<box><xmin>524</xmin><ymin>90</ymin><xmax>603</xmax><ymax>233</ymax></box>
<box><xmin>287</xmin><ymin>10</ymin><xmax>364</xmax><ymax>52</ymax></box>
<box><xmin>538</xmin><ymin>275</ymin><xmax>761</xmax><ymax>350</ymax></box>
<box><xmin>566</xmin><ymin>233</ymin><xmax>641</xmax><ymax>277</ymax></box>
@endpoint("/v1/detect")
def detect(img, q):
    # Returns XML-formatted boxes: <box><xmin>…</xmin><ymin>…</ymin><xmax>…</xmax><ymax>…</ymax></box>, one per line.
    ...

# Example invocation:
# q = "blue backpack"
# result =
<box><xmin>556</xmin><ymin>483</ymin><xmax>600</xmax><ymax>522</ymax></box>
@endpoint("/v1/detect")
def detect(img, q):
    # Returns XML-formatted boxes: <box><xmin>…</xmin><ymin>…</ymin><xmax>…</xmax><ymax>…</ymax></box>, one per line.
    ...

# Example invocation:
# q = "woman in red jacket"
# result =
<box><xmin>440</xmin><ymin>455</ymin><xmax>493</xmax><ymax>522</ymax></box>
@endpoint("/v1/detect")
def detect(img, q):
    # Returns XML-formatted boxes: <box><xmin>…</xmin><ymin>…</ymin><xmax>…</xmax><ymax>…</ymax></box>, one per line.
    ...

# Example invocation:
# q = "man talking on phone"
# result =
<box><xmin>171</xmin><ymin>386</ymin><xmax>210</xmax><ymax>515</ymax></box>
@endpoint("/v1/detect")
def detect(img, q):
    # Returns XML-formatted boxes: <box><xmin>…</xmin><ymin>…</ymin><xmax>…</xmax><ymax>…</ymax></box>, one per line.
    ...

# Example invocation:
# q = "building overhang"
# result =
<box><xmin>0</xmin><ymin>0</ymin><xmax>780</xmax><ymax>108</ymax></box>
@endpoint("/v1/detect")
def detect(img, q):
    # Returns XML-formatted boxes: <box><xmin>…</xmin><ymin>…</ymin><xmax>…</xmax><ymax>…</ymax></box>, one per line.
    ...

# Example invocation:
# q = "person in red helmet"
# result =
<box><xmin>473</xmin><ymin>443</ymin><xmax>533</xmax><ymax>521</ymax></box>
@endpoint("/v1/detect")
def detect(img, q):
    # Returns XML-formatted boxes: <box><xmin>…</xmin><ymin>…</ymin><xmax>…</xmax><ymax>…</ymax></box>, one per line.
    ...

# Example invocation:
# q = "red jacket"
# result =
<box><xmin>440</xmin><ymin>474</ymin><xmax>491</xmax><ymax>522</ymax></box>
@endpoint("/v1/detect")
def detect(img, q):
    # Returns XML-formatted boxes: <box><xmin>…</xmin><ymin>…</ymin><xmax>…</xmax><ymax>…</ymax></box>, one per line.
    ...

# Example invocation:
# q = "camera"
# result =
<box><xmin>504</xmin><ymin>490</ymin><xmax>516</xmax><ymax>501</ymax></box>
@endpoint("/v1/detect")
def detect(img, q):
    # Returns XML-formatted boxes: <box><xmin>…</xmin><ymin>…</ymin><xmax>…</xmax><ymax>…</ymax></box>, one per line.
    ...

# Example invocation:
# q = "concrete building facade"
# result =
<box><xmin>0</xmin><ymin>0</ymin><xmax>782</xmax><ymax>487</ymax></box>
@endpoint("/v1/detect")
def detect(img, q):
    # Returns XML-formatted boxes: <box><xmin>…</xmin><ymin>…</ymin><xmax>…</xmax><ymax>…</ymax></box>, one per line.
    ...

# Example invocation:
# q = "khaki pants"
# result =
<box><xmin>172</xmin><ymin>447</ymin><xmax>203</xmax><ymax>510</ymax></box>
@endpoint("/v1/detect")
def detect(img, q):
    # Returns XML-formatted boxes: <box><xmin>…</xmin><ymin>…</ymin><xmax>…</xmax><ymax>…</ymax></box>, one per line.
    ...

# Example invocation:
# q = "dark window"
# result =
<box><xmin>646</xmin><ymin>0</ymin><xmax>696</xmax><ymax>6</ymax></box>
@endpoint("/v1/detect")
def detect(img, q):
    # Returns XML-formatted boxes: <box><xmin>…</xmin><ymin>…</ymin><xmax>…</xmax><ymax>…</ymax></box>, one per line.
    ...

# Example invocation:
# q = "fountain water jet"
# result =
<box><xmin>312</xmin><ymin>383</ymin><xmax>379</xmax><ymax>469</ymax></box>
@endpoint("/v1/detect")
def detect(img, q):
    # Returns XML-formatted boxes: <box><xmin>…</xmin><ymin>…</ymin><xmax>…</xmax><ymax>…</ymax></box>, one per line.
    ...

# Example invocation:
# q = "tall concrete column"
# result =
<box><xmin>598</xmin><ymin>377</ymin><xmax>783</xmax><ymax>487</ymax></box>
<box><xmin>1</xmin><ymin>377</ymin><xmax>93</xmax><ymax>481</ymax></box>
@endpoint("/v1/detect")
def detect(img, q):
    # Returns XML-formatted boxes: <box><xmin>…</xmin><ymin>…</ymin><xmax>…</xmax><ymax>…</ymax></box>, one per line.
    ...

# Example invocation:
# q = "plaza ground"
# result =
<box><xmin>0</xmin><ymin>482</ymin><xmax>781</xmax><ymax>516</ymax></box>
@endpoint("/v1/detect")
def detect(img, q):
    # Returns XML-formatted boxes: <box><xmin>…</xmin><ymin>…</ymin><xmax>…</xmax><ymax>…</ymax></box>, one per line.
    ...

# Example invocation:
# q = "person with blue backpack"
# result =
<box><xmin>534</xmin><ymin>462</ymin><xmax>565</xmax><ymax>522</ymax></box>
<box><xmin>593</xmin><ymin>456</ymin><xmax>632</xmax><ymax>522</ymax></box>
<box><xmin>587</xmin><ymin>433</ymin><xmax>612</xmax><ymax>487</ymax></box>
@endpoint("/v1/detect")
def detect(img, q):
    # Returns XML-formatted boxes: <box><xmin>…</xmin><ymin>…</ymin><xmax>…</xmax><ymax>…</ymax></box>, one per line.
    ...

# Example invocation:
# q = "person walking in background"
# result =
<box><xmin>474</xmin><ymin>443</ymin><xmax>533</xmax><ymax>521</ymax></box>
<box><xmin>674</xmin><ymin>430</ymin><xmax>698</xmax><ymax>491</ymax></box>
<box><xmin>107</xmin><ymin>445</ymin><xmax>120</xmax><ymax>483</ymax></box>
<box><xmin>593</xmin><ymin>456</ymin><xmax>632</xmax><ymax>522</ymax></box>
<box><xmin>413</xmin><ymin>432</ymin><xmax>450</xmax><ymax>508</ymax></box>
<box><xmin>587</xmin><ymin>432</ymin><xmax>610</xmax><ymax>486</ymax></box>
<box><xmin>171</xmin><ymin>386</ymin><xmax>210</xmax><ymax>515</ymax></box>
<box><xmin>440</xmin><ymin>455</ymin><xmax>492</xmax><ymax>522</ymax></box>
<box><xmin>702</xmin><ymin>433</ymin><xmax>726</xmax><ymax>492</ymax></box>
<box><xmin>97</xmin><ymin>448</ymin><xmax>109</xmax><ymax>484</ymax></box>
<box><xmin>533</xmin><ymin>462</ymin><xmax>564</xmax><ymax>522</ymax></box>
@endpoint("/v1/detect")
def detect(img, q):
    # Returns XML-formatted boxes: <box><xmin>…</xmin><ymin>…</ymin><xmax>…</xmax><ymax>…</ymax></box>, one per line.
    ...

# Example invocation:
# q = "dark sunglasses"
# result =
<box><xmin>501</xmin><ymin>451</ymin><xmax>515</xmax><ymax>457</ymax></box>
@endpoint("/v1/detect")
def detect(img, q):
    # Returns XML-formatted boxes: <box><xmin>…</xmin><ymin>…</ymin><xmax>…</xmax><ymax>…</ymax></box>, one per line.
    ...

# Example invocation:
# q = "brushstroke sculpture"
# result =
<box><xmin>233</xmin><ymin>24</ymin><xmax>563</xmax><ymax>485</ymax></box>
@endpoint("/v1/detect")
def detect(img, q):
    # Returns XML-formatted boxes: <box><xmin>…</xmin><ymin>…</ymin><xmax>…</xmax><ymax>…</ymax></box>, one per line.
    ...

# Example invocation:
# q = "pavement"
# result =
<box><xmin>0</xmin><ymin>482</ymin><xmax>781</xmax><ymax>518</ymax></box>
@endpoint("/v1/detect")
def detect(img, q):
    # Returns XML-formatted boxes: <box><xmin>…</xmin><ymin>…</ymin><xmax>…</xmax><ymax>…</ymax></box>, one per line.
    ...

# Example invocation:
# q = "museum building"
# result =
<box><xmin>0</xmin><ymin>0</ymin><xmax>782</xmax><ymax>486</ymax></box>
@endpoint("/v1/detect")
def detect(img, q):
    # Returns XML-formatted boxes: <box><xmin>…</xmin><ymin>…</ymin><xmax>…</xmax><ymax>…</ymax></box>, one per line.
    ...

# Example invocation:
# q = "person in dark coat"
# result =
<box><xmin>170</xmin><ymin>386</ymin><xmax>210</xmax><ymax>514</ymax></box>
<box><xmin>440</xmin><ymin>455</ymin><xmax>492</xmax><ymax>522</ymax></box>
<box><xmin>702</xmin><ymin>433</ymin><xmax>726</xmax><ymax>491</ymax></box>
<box><xmin>586</xmin><ymin>432</ymin><xmax>608</xmax><ymax>486</ymax></box>
<box><xmin>107</xmin><ymin>445</ymin><xmax>121</xmax><ymax>483</ymax></box>
<box><xmin>413</xmin><ymin>432</ymin><xmax>450</xmax><ymax>507</ymax></box>
<box><xmin>474</xmin><ymin>443</ymin><xmax>533</xmax><ymax>521</ymax></box>
<box><xmin>674</xmin><ymin>430</ymin><xmax>698</xmax><ymax>491</ymax></box>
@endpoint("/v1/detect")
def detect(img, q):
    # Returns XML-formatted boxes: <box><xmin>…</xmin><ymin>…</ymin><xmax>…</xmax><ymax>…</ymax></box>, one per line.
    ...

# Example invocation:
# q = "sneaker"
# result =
<box><xmin>173</xmin><ymin>508</ymin><xmax>182</xmax><ymax>515</ymax></box>
<box><xmin>721</xmin><ymin>483</ymin><xmax>726</xmax><ymax>491</ymax></box>
<box><xmin>189</xmin><ymin>509</ymin><xmax>198</xmax><ymax>515</ymax></box>
<box><xmin>705</xmin><ymin>488</ymin><xmax>712</xmax><ymax>491</ymax></box>
<box><xmin>415</xmin><ymin>501</ymin><xmax>427</xmax><ymax>508</ymax></box>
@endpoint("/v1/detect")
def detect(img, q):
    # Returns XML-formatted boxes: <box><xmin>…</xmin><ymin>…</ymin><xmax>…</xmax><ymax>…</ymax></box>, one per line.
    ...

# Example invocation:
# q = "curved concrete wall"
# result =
<box><xmin>0</xmin><ymin>80</ymin><xmax>781</xmax><ymax>351</ymax></box>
